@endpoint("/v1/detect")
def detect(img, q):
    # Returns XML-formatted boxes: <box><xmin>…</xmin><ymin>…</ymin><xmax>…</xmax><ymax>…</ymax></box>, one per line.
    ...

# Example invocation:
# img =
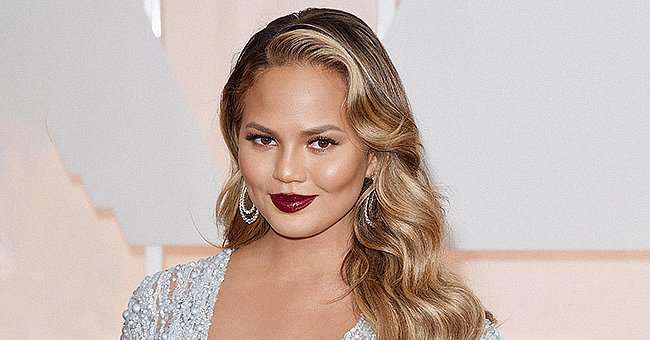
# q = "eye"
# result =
<box><xmin>245</xmin><ymin>133</ymin><xmax>277</xmax><ymax>146</ymax></box>
<box><xmin>308</xmin><ymin>136</ymin><xmax>339</xmax><ymax>152</ymax></box>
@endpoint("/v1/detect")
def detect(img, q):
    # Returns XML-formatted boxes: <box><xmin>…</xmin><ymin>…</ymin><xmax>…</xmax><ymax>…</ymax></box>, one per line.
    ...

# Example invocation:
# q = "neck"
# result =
<box><xmin>243</xmin><ymin>213</ymin><xmax>355</xmax><ymax>283</ymax></box>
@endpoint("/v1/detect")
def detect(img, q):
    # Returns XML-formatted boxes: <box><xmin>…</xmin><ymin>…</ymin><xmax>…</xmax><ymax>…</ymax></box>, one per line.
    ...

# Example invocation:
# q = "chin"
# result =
<box><xmin>268</xmin><ymin>221</ymin><xmax>324</xmax><ymax>239</ymax></box>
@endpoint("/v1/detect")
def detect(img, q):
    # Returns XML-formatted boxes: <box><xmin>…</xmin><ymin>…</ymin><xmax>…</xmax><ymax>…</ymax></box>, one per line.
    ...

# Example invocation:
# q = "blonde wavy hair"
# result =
<box><xmin>215</xmin><ymin>7</ymin><xmax>498</xmax><ymax>339</ymax></box>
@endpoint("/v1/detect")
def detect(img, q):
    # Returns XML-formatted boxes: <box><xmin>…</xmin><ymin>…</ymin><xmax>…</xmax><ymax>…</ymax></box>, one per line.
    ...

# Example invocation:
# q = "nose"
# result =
<box><xmin>272</xmin><ymin>144</ymin><xmax>306</xmax><ymax>183</ymax></box>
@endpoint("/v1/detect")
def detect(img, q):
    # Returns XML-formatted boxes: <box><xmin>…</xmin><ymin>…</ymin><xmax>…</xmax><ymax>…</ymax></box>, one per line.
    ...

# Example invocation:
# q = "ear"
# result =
<box><xmin>365</xmin><ymin>151</ymin><xmax>378</xmax><ymax>178</ymax></box>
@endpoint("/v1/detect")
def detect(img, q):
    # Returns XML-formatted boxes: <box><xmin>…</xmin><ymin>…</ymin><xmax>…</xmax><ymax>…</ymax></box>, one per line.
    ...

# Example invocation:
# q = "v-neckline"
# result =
<box><xmin>205</xmin><ymin>247</ymin><xmax>367</xmax><ymax>339</ymax></box>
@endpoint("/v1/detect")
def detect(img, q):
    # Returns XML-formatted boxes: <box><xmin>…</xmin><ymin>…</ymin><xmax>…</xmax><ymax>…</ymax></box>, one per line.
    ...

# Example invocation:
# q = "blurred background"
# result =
<box><xmin>1</xmin><ymin>1</ymin><xmax>648</xmax><ymax>339</ymax></box>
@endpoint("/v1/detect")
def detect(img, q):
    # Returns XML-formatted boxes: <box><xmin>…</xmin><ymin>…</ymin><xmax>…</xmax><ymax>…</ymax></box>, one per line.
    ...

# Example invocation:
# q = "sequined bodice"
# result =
<box><xmin>121</xmin><ymin>248</ymin><xmax>503</xmax><ymax>339</ymax></box>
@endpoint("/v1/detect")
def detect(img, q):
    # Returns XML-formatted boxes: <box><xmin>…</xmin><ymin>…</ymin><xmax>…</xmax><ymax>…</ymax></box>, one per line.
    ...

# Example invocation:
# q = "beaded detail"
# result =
<box><xmin>481</xmin><ymin>318</ymin><xmax>504</xmax><ymax>340</ymax></box>
<box><xmin>121</xmin><ymin>248</ymin><xmax>502</xmax><ymax>339</ymax></box>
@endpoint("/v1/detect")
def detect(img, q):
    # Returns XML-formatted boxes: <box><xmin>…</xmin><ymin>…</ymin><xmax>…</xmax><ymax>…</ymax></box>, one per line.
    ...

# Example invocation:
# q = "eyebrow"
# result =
<box><xmin>244</xmin><ymin>122</ymin><xmax>344</xmax><ymax>137</ymax></box>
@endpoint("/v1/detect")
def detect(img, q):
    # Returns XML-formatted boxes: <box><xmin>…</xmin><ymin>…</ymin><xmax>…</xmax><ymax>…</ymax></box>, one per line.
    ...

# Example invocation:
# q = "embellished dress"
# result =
<box><xmin>121</xmin><ymin>248</ymin><xmax>503</xmax><ymax>339</ymax></box>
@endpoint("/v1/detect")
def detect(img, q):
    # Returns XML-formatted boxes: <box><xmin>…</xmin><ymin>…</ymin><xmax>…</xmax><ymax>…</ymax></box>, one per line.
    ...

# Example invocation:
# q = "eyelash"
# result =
<box><xmin>244</xmin><ymin>133</ymin><xmax>339</xmax><ymax>153</ymax></box>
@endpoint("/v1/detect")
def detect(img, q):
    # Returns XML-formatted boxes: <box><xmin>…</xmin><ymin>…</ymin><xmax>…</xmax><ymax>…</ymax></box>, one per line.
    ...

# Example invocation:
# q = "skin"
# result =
<box><xmin>207</xmin><ymin>64</ymin><xmax>377</xmax><ymax>339</ymax></box>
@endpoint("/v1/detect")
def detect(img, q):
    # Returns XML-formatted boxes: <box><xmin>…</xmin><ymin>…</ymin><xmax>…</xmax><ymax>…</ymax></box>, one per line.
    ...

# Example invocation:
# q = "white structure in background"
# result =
<box><xmin>142</xmin><ymin>0</ymin><xmax>161</xmax><ymax>275</ymax></box>
<box><xmin>39</xmin><ymin>1</ymin><xmax>223</xmax><ymax>275</ymax></box>
<box><xmin>383</xmin><ymin>1</ymin><xmax>650</xmax><ymax>250</ymax></box>
<box><xmin>143</xmin><ymin>0</ymin><xmax>162</xmax><ymax>39</ymax></box>
<box><xmin>376</xmin><ymin>0</ymin><xmax>397</xmax><ymax>40</ymax></box>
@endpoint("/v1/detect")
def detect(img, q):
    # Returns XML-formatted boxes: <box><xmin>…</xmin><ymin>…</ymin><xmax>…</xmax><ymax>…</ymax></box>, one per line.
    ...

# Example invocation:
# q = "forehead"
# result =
<box><xmin>241</xmin><ymin>64</ymin><xmax>349</xmax><ymax>131</ymax></box>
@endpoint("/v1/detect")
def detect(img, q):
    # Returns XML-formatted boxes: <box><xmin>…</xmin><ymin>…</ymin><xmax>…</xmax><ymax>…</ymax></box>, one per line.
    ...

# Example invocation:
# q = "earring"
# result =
<box><xmin>364</xmin><ymin>180</ymin><xmax>377</xmax><ymax>228</ymax></box>
<box><xmin>239</xmin><ymin>184</ymin><xmax>259</xmax><ymax>224</ymax></box>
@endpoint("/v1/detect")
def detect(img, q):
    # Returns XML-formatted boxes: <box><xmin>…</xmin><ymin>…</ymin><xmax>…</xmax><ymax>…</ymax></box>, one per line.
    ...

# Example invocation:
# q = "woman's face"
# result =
<box><xmin>238</xmin><ymin>64</ymin><xmax>376</xmax><ymax>239</ymax></box>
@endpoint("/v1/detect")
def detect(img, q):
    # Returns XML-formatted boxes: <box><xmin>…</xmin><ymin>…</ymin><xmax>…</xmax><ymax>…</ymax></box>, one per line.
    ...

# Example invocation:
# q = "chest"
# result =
<box><xmin>206</xmin><ymin>272</ymin><xmax>359</xmax><ymax>339</ymax></box>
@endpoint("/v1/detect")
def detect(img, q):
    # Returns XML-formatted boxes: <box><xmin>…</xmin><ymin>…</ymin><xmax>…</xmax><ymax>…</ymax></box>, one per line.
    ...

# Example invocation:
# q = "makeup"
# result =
<box><xmin>269</xmin><ymin>193</ymin><xmax>318</xmax><ymax>213</ymax></box>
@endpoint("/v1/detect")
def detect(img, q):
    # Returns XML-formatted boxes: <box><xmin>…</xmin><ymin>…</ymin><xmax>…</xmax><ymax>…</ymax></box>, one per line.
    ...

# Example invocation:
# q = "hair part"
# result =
<box><xmin>216</xmin><ymin>7</ymin><xmax>498</xmax><ymax>339</ymax></box>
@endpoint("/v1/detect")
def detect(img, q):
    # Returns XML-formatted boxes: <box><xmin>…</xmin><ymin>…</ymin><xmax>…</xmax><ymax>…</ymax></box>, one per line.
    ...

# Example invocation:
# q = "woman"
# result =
<box><xmin>121</xmin><ymin>7</ymin><xmax>503</xmax><ymax>340</ymax></box>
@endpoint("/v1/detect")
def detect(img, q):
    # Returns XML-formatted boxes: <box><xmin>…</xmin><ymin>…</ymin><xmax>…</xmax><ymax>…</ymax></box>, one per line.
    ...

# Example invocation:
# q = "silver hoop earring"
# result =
<box><xmin>239</xmin><ymin>184</ymin><xmax>259</xmax><ymax>224</ymax></box>
<box><xmin>364</xmin><ymin>189</ymin><xmax>377</xmax><ymax>228</ymax></box>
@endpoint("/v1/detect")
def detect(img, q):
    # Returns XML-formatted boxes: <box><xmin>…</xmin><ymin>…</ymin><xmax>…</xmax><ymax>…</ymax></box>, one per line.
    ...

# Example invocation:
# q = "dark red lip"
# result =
<box><xmin>270</xmin><ymin>193</ymin><xmax>318</xmax><ymax>213</ymax></box>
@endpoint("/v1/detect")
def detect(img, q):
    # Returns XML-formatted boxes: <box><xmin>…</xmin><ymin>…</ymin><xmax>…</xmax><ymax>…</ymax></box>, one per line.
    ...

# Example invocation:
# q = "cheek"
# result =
<box><xmin>238</xmin><ymin>146</ymin><xmax>269</xmax><ymax>187</ymax></box>
<box><xmin>310</xmin><ymin>151</ymin><xmax>367</xmax><ymax>192</ymax></box>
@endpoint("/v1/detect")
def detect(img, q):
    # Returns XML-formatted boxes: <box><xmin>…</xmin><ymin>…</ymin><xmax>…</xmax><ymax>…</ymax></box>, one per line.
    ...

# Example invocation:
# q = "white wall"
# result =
<box><xmin>384</xmin><ymin>0</ymin><xmax>650</xmax><ymax>250</ymax></box>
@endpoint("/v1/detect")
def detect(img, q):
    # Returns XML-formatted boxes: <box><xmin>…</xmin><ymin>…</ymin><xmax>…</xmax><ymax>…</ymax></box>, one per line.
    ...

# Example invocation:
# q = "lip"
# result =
<box><xmin>269</xmin><ymin>193</ymin><xmax>318</xmax><ymax>213</ymax></box>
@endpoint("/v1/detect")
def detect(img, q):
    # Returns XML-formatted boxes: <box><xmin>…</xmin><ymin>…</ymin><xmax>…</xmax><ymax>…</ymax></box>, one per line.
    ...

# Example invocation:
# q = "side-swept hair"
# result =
<box><xmin>216</xmin><ymin>8</ymin><xmax>497</xmax><ymax>339</ymax></box>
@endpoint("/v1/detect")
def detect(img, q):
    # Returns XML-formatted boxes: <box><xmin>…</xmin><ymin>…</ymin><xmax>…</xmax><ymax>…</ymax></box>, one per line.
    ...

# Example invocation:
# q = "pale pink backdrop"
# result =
<box><xmin>2</xmin><ymin>1</ymin><xmax>648</xmax><ymax>339</ymax></box>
